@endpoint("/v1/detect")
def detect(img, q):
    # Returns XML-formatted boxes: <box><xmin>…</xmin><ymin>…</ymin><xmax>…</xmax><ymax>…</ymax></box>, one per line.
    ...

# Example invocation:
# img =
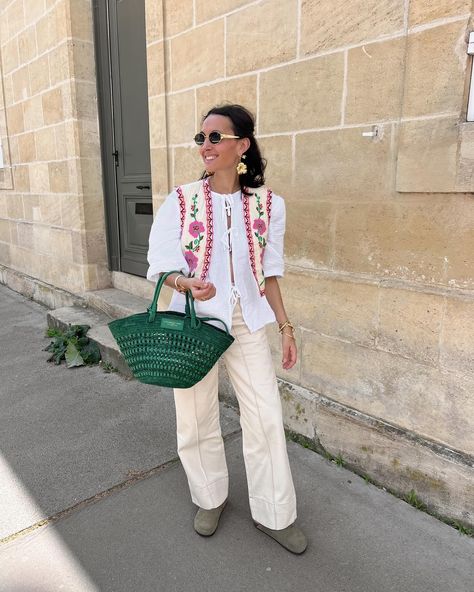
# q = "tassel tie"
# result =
<box><xmin>221</xmin><ymin>195</ymin><xmax>233</xmax><ymax>253</ymax></box>
<box><xmin>224</xmin><ymin>195</ymin><xmax>232</xmax><ymax>216</ymax></box>
<box><xmin>221</xmin><ymin>227</ymin><xmax>232</xmax><ymax>252</ymax></box>
<box><xmin>230</xmin><ymin>285</ymin><xmax>241</xmax><ymax>308</ymax></box>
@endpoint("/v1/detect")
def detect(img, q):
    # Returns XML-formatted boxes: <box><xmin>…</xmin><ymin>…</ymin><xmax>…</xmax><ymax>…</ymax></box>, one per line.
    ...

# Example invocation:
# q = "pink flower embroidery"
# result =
<box><xmin>189</xmin><ymin>221</ymin><xmax>205</xmax><ymax>238</ymax></box>
<box><xmin>253</xmin><ymin>218</ymin><xmax>266</xmax><ymax>235</ymax></box>
<box><xmin>184</xmin><ymin>250</ymin><xmax>198</xmax><ymax>272</ymax></box>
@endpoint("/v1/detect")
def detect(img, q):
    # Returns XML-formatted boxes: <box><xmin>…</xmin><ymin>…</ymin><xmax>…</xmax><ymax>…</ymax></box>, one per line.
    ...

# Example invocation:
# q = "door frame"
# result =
<box><xmin>92</xmin><ymin>0</ymin><xmax>121</xmax><ymax>271</ymax></box>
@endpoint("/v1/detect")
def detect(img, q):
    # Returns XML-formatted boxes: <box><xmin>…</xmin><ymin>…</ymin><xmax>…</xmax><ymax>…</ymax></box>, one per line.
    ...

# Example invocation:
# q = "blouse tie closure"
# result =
<box><xmin>220</xmin><ymin>195</ymin><xmax>233</xmax><ymax>255</ymax></box>
<box><xmin>230</xmin><ymin>284</ymin><xmax>241</xmax><ymax>308</ymax></box>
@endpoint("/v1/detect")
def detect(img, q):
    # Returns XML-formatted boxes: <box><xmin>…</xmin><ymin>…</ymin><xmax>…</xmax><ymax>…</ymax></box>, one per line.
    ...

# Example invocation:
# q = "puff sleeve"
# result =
<box><xmin>146</xmin><ymin>191</ymin><xmax>188</xmax><ymax>282</ymax></box>
<box><xmin>262</xmin><ymin>194</ymin><xmax>285</xmax><ymax>278</ymax></box>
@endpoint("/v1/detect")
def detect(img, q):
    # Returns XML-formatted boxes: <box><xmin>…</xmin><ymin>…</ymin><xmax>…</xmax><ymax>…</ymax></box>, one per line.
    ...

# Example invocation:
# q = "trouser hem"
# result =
<box><xmin>189</xmin><ymin>475</ymin><xmax>229</xmax><ymax>510</ymax></box>
<box><xmin>249</xmin><ymin>496</ymin><xmax>297</xmax><ymax>530</ymax></box>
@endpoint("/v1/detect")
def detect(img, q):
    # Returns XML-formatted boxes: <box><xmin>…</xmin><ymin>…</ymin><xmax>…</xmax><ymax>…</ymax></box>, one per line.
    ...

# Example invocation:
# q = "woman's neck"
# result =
<box><xmin>208</xmin><ymin>172</ymin><xmax>240</xmax><ymax>194</ymax></box>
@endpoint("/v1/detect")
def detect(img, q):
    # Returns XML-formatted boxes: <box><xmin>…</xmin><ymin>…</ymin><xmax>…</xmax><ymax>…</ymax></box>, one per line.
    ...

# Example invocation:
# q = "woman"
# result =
<box><xmin>147</xmin><ymin>104</ymin><xmax>307</xmax><ymax>554</ymax></box>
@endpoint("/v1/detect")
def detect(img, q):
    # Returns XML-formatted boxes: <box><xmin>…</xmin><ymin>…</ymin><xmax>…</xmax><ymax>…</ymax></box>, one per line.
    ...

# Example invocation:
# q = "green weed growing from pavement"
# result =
<box><xmin>405</xmin><ymin>489</ymin><xmax>426</xmax><ymax>511</ymax></box>
<box><xmin>284</xmin><ymin>430</ymin><xmax>319</xmax><ymax>453</ymax></box>
<box><xmin>44</xmin><ymin>325</ymin><xmax>100</xmax><ymax>368</ymax></box>
<box><xmin>100</xmin><ymin>361</ymin><xmax>118</xmax><ymax>373</ymax></box>
<box><xmin>452</xmin><ymin>521</ymin><xmax>474</xmax><ymax>536</ymax></box>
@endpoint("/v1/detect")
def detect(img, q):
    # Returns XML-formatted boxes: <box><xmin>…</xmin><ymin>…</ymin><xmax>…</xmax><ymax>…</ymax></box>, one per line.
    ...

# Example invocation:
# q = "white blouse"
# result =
<box><xmin>146</xmin><ymin>187</ymin><xmax>286</xmax><ymax>333</ymax></box>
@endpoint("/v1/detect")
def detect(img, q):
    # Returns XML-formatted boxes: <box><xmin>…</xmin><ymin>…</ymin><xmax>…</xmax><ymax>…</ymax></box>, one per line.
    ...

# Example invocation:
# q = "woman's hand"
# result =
<box><xmin>282</xmin><ymin>332</ymin><xmax>297</xmax><ymax>370</ymax></box>
<box><xmin>180</xmin><ymin>277</ymin><xmax>216</xmax><ymax>302</ymax></box>
<box><xmin>263</xmin><ymin>276</ymin><xmax>297</xmax><ymax>370</ymax></box>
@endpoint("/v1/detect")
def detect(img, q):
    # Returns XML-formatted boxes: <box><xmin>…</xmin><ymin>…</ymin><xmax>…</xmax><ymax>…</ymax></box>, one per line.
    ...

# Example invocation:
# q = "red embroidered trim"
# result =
<box><xmin>243</xmin><ymin>189</ymin><xmax>263</xmax><ymax>295</ymax></box>
<box><xmin>202</xmin><ymin>178</ymin><xmax>213</xmax><ymax>281</ymax></box>
<box><xmin>176</xmin><ymin>186</ymin><xmax>186</xmax><ymax>232</ymax></box>
<box><xmin>258</xmin><ymin>188</ymin><xmax>273</xmax><ymax>293</ymax></box>
<box><xmin>266</xmin><ymin>189</ymin><xmax>272</xmax><ymax>225</ymax></box>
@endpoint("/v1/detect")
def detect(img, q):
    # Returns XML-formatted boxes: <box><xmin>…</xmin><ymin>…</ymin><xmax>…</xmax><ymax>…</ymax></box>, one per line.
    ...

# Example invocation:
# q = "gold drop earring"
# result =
<box><xmin>236</xmin><ymin>154</ymin><xmax>247</xmax><ymax>175</ymax></box>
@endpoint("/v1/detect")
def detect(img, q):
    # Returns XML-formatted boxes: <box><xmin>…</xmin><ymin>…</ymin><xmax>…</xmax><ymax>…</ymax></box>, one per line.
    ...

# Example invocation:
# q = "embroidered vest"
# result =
<box><xmin>176</xmin><ymin>178</ymin><xmax>273</xmax><ymax>296</ymax></box>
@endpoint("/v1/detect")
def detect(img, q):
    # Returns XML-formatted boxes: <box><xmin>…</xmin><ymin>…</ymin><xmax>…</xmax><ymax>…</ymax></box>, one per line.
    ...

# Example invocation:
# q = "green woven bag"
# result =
<box><xmin>108</xmin><ymin>271</ymin><xmax>234</xmax><ymax>388</ymax></box>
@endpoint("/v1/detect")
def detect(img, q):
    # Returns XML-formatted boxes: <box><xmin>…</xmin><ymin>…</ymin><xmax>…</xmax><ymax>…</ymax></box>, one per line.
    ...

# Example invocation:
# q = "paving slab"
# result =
<box><xmin>0</xmin><ymin>285</ymin><xmax>240</xmax><ymax>538</ymax></box>
<box><xmin>1</xmin><ymin>436</ymin><xmax>473</xmax><ymax>592</ymax></box>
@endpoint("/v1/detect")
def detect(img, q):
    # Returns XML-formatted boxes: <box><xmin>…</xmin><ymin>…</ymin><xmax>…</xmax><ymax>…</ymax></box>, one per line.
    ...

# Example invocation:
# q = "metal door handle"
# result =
<box><xmin>136</xmin><ymin>185</ymin><xmax>150</xmax><ymax>190</ymax></box>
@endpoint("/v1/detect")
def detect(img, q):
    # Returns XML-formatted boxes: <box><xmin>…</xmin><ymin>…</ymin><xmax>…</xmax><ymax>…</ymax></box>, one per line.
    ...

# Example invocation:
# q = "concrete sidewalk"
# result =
<box><xmin>1</xmin><ymin>283</ymin><xmax>473</xmax><ymax>592</ymax></box>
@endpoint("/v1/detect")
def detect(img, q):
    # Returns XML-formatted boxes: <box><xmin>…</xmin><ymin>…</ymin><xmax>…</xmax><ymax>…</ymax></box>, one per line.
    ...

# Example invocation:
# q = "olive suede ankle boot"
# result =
<box><xmin>194</xmin><ymin>500</ymin><xmax>228</xmax><ymax>536</ymax></box>
<box><xmin>254</xmin><ymin>522</ymin><xmax>307</xmax><ymax>554</ymax></box>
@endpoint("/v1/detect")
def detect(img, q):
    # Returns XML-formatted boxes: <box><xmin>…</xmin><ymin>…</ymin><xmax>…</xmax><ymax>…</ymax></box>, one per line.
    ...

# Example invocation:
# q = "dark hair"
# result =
<box><xmin>200</xmin><ymin>104</ymin><xmax>266</xmax><ymax>193</ymax></box>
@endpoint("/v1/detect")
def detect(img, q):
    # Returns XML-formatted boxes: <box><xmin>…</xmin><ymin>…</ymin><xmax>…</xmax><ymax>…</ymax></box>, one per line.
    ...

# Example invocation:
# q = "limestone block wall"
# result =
<box><xmin>0</xmin><ymin>0</ymin><xmax>109</xmax><ymax>294</ymax></box>
<box><xmin>145</xmin><ymin>0</ymin><xmax>474</xmax><ymax>525</ymax></box>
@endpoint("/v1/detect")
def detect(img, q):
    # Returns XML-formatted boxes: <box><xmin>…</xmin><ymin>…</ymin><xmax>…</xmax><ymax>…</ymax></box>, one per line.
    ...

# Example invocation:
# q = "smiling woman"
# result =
<box><xmin>146</xmin><ymin>104</ymin><xmax>307</xmax><ymax>554</ymax></box>
<box><xmin>196</xmin><ymin>105</ymin><xmax>266</xmax><ymax>194</ymax></box>
<box><xmin>198</xmin><ymin>116</ymin><xmax>246</xmax><ymax>178</ymax></box>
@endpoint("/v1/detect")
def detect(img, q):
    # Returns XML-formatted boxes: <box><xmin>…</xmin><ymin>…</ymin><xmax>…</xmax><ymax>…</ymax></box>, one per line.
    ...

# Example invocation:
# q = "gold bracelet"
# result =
<box><xmin>278</xmin><ymin>321</ymin><xmax>294</xmax><ymax>334</ymax></box>
<box><xmin>281</xmin><ymin>331</ymin><xmax>296</xmax><ymax>340</ymax></box>
<box><xmin>174</xmin><ymin>274</ymin><xmax>187</xmax><ymax>293</ymax></box>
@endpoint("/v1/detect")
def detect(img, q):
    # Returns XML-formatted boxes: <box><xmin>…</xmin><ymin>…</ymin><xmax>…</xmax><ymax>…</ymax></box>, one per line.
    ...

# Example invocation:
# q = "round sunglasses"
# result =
<box><xmin>194</xmin><ymin>131</ymin><xmax>240</xmax><ymax>145</ymax></box>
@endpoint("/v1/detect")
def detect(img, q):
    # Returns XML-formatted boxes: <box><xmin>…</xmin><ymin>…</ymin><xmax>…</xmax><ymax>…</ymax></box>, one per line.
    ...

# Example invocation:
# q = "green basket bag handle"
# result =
<box><xmin>147</xmin><ymin>271</ymin><xmax>232</xmax><ymax>335</ymax></box>
<box><xmin>147</xmin><ymin>270</ymin><xmax>180</xmax><ymax>322</ymax></box>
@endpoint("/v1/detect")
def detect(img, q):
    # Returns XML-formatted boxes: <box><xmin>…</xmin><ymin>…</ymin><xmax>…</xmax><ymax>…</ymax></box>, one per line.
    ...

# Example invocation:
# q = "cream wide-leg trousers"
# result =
<box><xmin>173</xmin><ymin>302</ymin><xmax>297</xmax><ymax>530</ymax></box>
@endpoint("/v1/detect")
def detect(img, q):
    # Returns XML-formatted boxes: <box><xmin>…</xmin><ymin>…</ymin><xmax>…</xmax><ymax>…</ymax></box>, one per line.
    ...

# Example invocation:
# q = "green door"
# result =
<box><xmin>94</xmin><ymin>0</ymin><xmax>153</xmax><ymax>277</ymax></box>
